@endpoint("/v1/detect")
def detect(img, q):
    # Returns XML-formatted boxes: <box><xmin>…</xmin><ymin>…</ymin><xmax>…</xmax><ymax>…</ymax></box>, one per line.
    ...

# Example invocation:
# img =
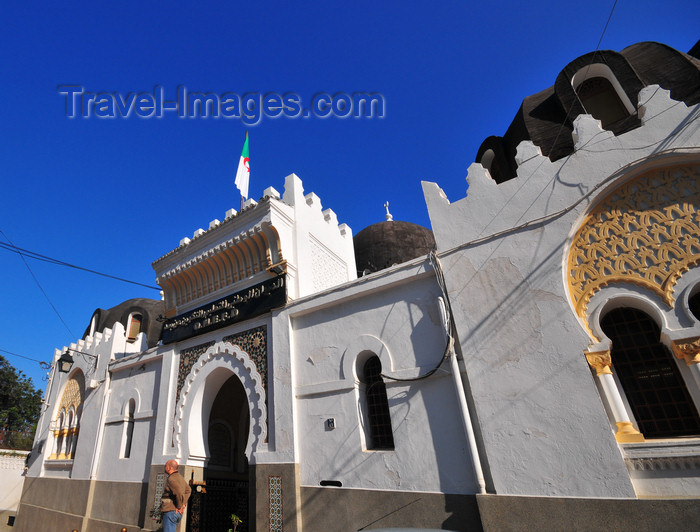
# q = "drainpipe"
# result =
<box><xmin>439</xmin><ymin>297</ymin><xmax>487</xmax><ymax>494</ymax></box>
<box><xmin>89</xmin><ymin>368</ymin><xmax>112</xmax><ymax>480</ymax></box>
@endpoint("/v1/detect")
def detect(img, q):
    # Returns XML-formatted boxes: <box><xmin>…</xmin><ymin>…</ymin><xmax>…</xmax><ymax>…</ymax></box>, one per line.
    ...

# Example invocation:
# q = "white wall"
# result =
<box><xmin>289</xmin><ymin>262</ymin><xmax>479</xmax><ymax>494</ymax></box>
<box><xmin>0</xmin><ymin>452</ymin><xmax>28</xmax><ymax>511</ymax></box>
<box><xmin>97</xmin><ymin>352</ymin><xmax>161</xmax><ymax>482</ymax></box>
<box><xmin>423</xmin><ymin>86</ymin><xmax>700</xmax><ymax>498</ymax></box>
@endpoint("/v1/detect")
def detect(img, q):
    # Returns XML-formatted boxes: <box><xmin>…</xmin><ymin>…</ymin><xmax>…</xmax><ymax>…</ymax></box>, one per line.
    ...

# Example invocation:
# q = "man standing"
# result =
<box><xmin>160</xmin><ymin>460</ymin><xmax>191</xmax><ymax>532</ymax></box>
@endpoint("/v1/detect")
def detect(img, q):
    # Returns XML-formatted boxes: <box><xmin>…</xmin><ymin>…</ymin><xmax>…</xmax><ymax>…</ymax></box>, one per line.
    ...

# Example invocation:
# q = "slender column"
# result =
<box><xmin>49</xmin><ymin>428</ymin><xmax>61</xmax><ymax>459</ymax></box>
<box><xmin>57</xmin><ymin>428</ymin><xmax>70</xmax><ymax>459</ymax></box>
<box><xmin>671</xmin><ymin>337</ymin><xmax>700</xmax><ymax>389</ymax></box>
<box><xmin>585</xmin><ymin>351</ymin><xmax>644</xmax><ymax>443</ymax></box>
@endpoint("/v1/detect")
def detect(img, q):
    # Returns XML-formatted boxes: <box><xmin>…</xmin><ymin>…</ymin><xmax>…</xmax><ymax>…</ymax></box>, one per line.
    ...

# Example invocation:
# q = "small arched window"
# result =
<box><xmin>53</xmin><ymin>409</ymin><xmax>66</xmax><ymax>459</ymax></box>
<box><xmin>601</xmin><ymin>307</ymin><xmax>700</xmax><ymax>438</ymax></box>
<box><xmin>576</xmin><ymin>77</ymin><xmax>629</xmax><ymax>128</ymax></box>
<box><xmin>122</xmin><ymin>399</ymin><xmax>136</xmax><ymax>459</ymax></box>
<box><xmin>571</xmin><ymin>63</ymin><xmax>634</xmax><ymax>129</ymax></box>
<box><xmin>360</xmin><ymin>356</ymin><xmax>395</xmax><ymax>450</ymax></box>
<box><xmin>127</xmin><ymin>313</ymin><xmax>142</xmax><ymax>342</ymax></box>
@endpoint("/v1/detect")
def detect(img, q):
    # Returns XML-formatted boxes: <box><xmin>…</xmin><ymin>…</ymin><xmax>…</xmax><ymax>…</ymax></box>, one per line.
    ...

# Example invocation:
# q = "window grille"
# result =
<box><xmin>361</xmin><ymin>356</ymin><xmax>395</xmax><ymax>450</ymax></box>
<box><xmin>601</xmin><ymin>307</ymin><xmax>700</xmax><ymax>438</ymax></box>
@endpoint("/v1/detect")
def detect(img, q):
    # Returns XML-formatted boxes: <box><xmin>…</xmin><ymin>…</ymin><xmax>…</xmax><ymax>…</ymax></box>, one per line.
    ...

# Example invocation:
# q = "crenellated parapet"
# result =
<box><xmin>423</xmin><ymin>86</ymin><xmax>700</xmax><ymax>253</ymax></box>
<box><xmin>153</xmin><ymin>174</ymin><xmax>356</xmax><ymax>316</ymax></box>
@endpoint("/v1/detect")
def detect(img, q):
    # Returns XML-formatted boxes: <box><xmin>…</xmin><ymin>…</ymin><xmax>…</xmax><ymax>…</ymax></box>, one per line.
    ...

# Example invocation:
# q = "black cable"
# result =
<box><xmin>0</xmin><ymin>347</ymin><xmax>46</xmax><ymax>364</ymax></box>
<box><xmin>0</xmin><ymin>240</ymin><xmax>160</xmax><ymax>290</ymax></box>
<box><xmin>479</xmin><ymin>0</ymin><xmax>620</xmax><ymax>237</ymax></box>
<box><xmin>0</xmin><ymin>229</ymin><xmax>75</xmax><ymax>338</ymax></box>
<box><xmin>380</xmin><ymin>250</ymin><xmax>454</xmax><ymax>383</ymax></box>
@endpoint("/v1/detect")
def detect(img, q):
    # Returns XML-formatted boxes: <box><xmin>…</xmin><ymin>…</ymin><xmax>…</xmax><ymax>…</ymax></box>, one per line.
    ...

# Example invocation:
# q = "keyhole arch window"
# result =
<box><xmin>121</xmin><ymin>398</ymin><xmax>136</xmax><ymax>459</ymax></box>
<box><xmin>359</xmin><ymin>355</ymin><xmax>395</xmax><ymax>451</ymax></box>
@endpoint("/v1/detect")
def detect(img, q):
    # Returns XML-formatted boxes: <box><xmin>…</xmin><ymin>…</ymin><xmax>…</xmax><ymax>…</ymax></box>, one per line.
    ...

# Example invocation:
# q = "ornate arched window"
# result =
<box><xmin>360</xmin><ymin>356</ymin><xmax>394</xmax><ymax>450</ymax></box>
<box><xmin>601</xmin><ymin>307</ymin><xmax>700</xmax><ymax>438</ymax></box>
<box><xmin>49</xmin><ymin>371</ymin><xmax>85</xmax><ymax>460</ymax></box>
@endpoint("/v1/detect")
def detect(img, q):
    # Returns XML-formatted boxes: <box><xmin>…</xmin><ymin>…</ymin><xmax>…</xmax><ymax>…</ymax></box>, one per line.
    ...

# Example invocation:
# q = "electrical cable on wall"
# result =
<box><xmin>380</xmin><ymin>250</ymin><xmax>455</xmax><ymax>383</ymax></box>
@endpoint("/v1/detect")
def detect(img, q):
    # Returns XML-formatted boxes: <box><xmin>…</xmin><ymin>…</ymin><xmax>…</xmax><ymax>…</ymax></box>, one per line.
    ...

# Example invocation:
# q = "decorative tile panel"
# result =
<box><xmin>223</xmin><ymin>326</ymin><xmax>268</xmax><ymax>397</ymax></box>
<box><xmin>152</xmin><ymin>472</ymin><xmax>167</xmax><ymax>521</ymax></box>
<box><xmin>268</xmin><ymin>475</ymin><xmax>283</xmax><ymax>531</ymax></box>
<box><xmin>176</xmin><ymin>341</ymin><xmax>215</xmax><ymax>406</ymax></box>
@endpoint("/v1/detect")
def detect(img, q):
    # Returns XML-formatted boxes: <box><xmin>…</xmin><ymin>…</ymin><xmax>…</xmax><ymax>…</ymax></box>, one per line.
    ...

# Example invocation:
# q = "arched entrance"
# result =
<box><xmin>195</xmin><ymin>375</ymin><xmax>250</xmax><ymax>532</ymax></box>
<box><xmin>177</xmin><ymin>342</ymin><xmax>268</xmax><ymax>532</ymax></box>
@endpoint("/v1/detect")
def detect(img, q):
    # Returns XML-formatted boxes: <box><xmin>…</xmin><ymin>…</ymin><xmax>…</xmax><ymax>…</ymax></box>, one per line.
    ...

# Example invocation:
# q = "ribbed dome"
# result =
<box><xmin>354</xmin><ymin>221</ymin><xmax>435</xmax><ymax>275</ymax></box>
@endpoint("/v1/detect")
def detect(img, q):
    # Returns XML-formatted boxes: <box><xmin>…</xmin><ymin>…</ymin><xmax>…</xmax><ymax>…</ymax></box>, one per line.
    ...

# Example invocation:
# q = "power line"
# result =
<box><xmin>0</xmin><ymin>229</ymin><xmax>75</xmax><ymax>338</ymax></box>
<box><xmin>0</xmin><ymin>240</ymin><xmax>160</xmax><ymax>290</ymax></box>
<box><xmin>0</xmin><ymin>347</ymin><xmax>46</xmax><ymax>365</ymax></box>
<box><xmin>476</xmin><ymin>0</ymin><xmax>621</xmax><ymax>240</ymax></box>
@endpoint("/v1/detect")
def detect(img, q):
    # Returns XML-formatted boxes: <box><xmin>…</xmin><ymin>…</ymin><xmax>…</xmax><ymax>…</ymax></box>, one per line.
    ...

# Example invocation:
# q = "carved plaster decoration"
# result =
<box><xmin>568</xmin><ymin>164</ymin><xmax>700</xmax><ymax>326</ymax></box>
<box><xmin>626</xmin><ymin>456</ymin><xmax>700</xmax><ymax>471</ymax></box>
<box><xmin>309</xmin><ymin>235</ymin><xmax>348</xmax><ymax>292</ymax></box>
<box><xmin>671</xmin><ymin>337</ymin><xmax>700</xmax><ymax>366</ymax></box>
<box><xmin>156</xmin><ymin>223</ymin><xmax>281</xmax><ymax>312</ymax></box>
<box><xmin>585</xmin><ymin>350</ymin><xmax>612</xmax><ymax>375</ymax></box>
<box><xmin>58</xmin><ymin>371</ymin><xmax>85</xmax><ymax>414</ymax></box>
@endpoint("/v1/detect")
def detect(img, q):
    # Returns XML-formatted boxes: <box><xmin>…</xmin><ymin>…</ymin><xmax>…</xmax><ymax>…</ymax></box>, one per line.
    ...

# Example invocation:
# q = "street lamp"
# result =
<box><xmin>57</xmin><ymin>351</ymin><xmax>75</xmax><ymax>373</ymax></box>
<box><xmin>57</xmin><ymin>348</ymin><xmax>98</xmax><ymax>373</ymax></box>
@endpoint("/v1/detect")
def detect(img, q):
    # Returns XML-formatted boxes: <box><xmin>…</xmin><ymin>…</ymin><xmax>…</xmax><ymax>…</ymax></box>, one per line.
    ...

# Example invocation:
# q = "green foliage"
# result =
<box><xmin>0</xmin><ymin>355</ymin><xmax>42</xmax><ymax>450</ymax></box>
<box><xmin>229</xmin><ymin>513</ymin><xmax>242</xmax><ymax>532</ymax></box>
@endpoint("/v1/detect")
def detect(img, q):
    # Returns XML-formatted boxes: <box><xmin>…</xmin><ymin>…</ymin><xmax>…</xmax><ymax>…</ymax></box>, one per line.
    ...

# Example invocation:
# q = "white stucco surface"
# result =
<box><xmin>423</xmin><ymin>87</ymin><xmax>700</xmax><ymax>498</ymax></box>
<box><xmin>0</xmin><ymin>452</ymin><xmax>27</xmax><ymax>511</ymax></box>
<box><xmin>287</xmin><ymin>263</ymin><xmax>479</xmax><ymax>494</ymax></box>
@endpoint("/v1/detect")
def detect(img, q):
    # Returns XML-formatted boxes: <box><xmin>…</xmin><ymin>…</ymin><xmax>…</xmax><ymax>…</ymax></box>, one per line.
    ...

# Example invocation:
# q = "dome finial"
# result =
<box><xmin>384</xmin><ymin>201</ymin><xmax>393</xmax><ymax>221</ymax></box>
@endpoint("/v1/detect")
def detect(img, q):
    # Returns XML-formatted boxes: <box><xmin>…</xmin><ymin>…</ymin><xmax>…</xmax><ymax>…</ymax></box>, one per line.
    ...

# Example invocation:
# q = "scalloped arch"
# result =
<box><xmin>174</xmin><ymin>341</ymin><xmax>267</xmax><ymax>463</ymax></box>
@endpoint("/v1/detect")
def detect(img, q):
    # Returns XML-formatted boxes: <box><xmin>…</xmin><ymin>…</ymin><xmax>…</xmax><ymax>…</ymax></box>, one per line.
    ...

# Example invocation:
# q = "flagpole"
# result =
<box><xmin>235</xmin><ymin>131</ymin><xmax>250</xmax><ymax>212</ymax></box>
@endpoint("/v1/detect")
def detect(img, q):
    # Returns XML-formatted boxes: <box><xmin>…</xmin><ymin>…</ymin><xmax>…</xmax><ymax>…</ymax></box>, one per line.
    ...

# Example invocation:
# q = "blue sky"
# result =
<box><xmin>1</xmin><ymin>1</ymin><xmax>698</xmax><ymax>388</ymax></box>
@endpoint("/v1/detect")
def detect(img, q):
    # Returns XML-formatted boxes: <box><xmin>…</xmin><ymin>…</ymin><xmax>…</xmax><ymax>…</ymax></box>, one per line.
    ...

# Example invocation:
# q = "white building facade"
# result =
<box><xmin>16</xmin><ymin>41</ymin><xmax>700</xmax><ymax>531</ymax></box>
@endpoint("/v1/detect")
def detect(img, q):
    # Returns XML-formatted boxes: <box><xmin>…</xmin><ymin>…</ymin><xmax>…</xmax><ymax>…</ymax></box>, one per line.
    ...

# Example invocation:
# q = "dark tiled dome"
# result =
<box><xmin>476</xmin><ymin>40</ymin><xmax>700</xmax><ymax>183</ymax></box>
<box><xmin>354</xmin><ymin>221</ymin><xmax>435</xmax><ymax>275</ymax></box>
<box><xmin>83</xmin><ymin>298</ymin><xmax>164</xmax><ymax>348</ymax></box>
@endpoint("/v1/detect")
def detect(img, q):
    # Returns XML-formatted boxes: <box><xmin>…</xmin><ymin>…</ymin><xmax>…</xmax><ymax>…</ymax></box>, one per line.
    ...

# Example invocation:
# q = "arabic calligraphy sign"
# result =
<box><xmin>162</xmin><ymin>275</ymin><xmax>286</xmax><ymax>344</ymax></box>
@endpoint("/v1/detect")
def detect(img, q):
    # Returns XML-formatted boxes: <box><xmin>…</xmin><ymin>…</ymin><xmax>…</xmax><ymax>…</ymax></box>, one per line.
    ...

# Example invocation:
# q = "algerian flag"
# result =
<box><xmin>235</xmin><ymin>132</ymin><xmax>250</xmax><ymax>198</ymax></box>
